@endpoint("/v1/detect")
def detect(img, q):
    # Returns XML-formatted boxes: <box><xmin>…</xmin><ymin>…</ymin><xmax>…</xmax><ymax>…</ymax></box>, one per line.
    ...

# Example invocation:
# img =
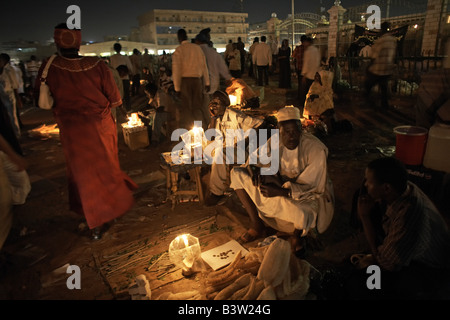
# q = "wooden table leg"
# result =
<box><xmin>192</xmin><ymin>167</ymin><xmax>204</xmax><ymax>205</ymax></box>
<box><xmin>165</xmin><ymin>167</ymin><xmax>171</xmax><ymax>201</ymax></box>
<box><xmin>170</xmin><ymin>171</ymin><xmax>178</xmax><ymax>209</ymax></box>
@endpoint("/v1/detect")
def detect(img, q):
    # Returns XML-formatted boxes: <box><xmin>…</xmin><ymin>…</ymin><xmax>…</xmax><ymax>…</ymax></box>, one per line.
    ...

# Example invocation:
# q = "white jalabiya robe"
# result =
<box><xmin>209</xmin><ymin>108</ymin><xmax>263</xmax><ymax>196</ymax></box>
<box><xmin>230</xmin><ymin>132</ymin><xmax>335</xmax><ymax>235</ymax></box>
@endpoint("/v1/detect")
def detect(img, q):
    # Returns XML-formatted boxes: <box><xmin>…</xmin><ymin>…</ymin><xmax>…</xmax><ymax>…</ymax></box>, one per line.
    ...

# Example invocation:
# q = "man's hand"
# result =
<box><xmin>205</xmin><ymin>86</ymin><xmax>211</xmax><ymax>93</ymax></box>
<box><xmin>249</xmin><ymin>166</ymin><xmax>261</xmax><ymax>187</ymax></box>
<box><xmin>260</xmin><ymin>183</ymin><xmax>288</xmax><ymax>198</ymax></box>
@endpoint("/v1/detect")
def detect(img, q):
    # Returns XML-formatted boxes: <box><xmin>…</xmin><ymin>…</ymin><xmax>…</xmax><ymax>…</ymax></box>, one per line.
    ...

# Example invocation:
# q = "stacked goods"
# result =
<box><xmin>205</xmin><ymin>238</ymin><xmax>311</xmax><ymax>300</ymax></box>
<box><xmin>156</xmin><ymin>290</ymin><xmax>203</xmax><ymax>300</ymax></box>
<box><xmin>153</xmin><ymin>238</ymin><xmax>311</xmax><ymax>300</ymax></box>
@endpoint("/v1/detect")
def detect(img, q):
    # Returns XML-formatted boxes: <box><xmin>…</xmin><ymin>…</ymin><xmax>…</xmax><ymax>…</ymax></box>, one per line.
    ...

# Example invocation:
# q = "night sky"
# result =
<box><xmin>0</xmin><ymin>0</ymin><xmax>423</xmax><ymax>43</ymax></box>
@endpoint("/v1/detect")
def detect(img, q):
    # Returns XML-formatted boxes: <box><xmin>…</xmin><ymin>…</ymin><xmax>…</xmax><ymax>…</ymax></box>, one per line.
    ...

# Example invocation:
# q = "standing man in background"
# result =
<box><xmin>172</xmin><ymin>29</ymin><xmax>210</xmax><ymax>130</ymax></box>
<box><xmin>224</xmin><ymin>39</ymin><xmax>234</xmax><ymax>67</ymax></box>
<box><xmin>0</xmin><ymin>53</ymin><xmax>22</xmax><ymax>139</ymax></box>
<box><xmin>129</xmin><ymin>49</ymin><xmax>142</xmax><ymax>97</ymax></box>
<box><xmin>292</xmin><ymin>35</ymin><xmax>307</xmax><ymax>100</ymax></box>
<box><xmin>236</xmin><ymin>37</ymin><xmax>246</xmax><ymax>75</ymax></box>
<box><xmin>252</xmin><ymin>36</ymin><xmax>272</xmax><ymax>87</ymax></box>
<box><xmin>110</xmin><ymin>43</ymin><xmax>134</xmax><ymax>111</ymax></box>
<box><xmin>300</xmin><ymin>37</ymin><xmax>320</xmax><ymax>115</ymax></box>
<box><xmin>248</xmin><ymin>37</ymin><xmax>259</xmax><ymax>79</ymax></box>
<box><xmin>364</xmin><ymin>22</ymin><xmax>397</xmax><ymax>111</ymax></box>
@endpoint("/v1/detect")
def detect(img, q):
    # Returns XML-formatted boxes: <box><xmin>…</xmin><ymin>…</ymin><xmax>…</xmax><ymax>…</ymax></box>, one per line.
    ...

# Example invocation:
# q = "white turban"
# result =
<box><xmin>277</xmin><ymin>106</ymin><xmax>301</xmax><ymax>122</ymax></box>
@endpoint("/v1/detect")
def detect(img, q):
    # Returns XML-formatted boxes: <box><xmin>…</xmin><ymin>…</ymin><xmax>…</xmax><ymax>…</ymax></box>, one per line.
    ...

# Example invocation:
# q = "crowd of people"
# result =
<box><xmin>0</xmin><ymin>20</ymin><xmax>449</xmax><ymax>300</ymax></box>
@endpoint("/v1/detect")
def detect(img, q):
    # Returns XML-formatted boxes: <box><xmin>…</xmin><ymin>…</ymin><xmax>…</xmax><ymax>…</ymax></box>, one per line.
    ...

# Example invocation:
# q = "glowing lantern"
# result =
<box><xmin>121</xmin><ymin>112</ymin><xmax>149</xmax><ymax>150</ymax></box>
<box><xmin>169</xmin><ymin>234</ymin><xmax>201</xmax><ymax>277</ymax></box>
<box><xmin>122</xmin><ymin>112</ymin><xmax>144</xmax><ymax>128</ymax></box>
<box><xmin>229</xmin><ymin>95</ymin><xmax>237</xmax><ymax>106</ymax></box>
<box><xmin>234</xmin><ymin>88</ymin><xmax>243</xmax><ymax>105</ymax></box>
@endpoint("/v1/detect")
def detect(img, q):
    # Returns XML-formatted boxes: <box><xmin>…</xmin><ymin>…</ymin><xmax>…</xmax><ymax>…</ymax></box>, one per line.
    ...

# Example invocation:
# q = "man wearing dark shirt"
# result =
<box><xmin>346</xmin><ymin>157</ymin><xmax>450</xmax><ymax>299</ymax></box>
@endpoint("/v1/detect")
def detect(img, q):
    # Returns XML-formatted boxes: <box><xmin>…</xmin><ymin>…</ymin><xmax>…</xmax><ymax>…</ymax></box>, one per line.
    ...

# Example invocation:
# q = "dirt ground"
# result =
<box><xmin>1</xmin><ymin>72</ymin><xmax>449</xmax><ymax>301</ymax></box>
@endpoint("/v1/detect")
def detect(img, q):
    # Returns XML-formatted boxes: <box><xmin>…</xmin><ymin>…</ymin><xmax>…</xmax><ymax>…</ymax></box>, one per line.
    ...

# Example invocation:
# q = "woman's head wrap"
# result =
<box><xmin>54</xmin><ymin>27</ymin><xmax>82</xmax><ymax>50</ymax></box>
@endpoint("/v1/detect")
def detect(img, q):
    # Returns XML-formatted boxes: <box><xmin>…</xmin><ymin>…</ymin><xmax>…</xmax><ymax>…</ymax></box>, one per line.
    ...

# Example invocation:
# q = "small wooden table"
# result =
<box><xmin>160</xmin><ymin>152</ymin><xmax>205</xmax><ymax>209</ymax></box>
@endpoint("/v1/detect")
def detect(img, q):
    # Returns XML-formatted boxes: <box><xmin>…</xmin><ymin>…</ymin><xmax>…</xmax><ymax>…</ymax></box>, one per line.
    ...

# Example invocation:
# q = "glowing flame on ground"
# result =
<box><xmin>168</xmin><ymin>234</ymin><xmax>201</xmax><ymax>271</ymax></box>
<box><xmin>122</xmin><ymin>112</ymin><xmax>144</xmax><ymax>128</ymax></box>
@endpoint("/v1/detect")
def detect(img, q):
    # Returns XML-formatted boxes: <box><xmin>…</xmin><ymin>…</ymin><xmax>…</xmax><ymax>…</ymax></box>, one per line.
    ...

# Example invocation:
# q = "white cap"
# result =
<box><xmin>277</xmin><ymin>106</ymin><xmax>301</xmax><ymax>122</ymax></box>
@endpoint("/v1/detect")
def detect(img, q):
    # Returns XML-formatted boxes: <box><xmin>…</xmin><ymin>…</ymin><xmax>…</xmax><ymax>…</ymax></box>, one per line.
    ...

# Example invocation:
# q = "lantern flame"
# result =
<box><xmin>229</xmin><ymin>95</ymin><xmax>237</xmax><ymax>106</ymax></box>
<box><xmin>168</xmin><ymin>234</ymin><xmax>201</xmax><ymax>272</ymax></box>
<box><xmin>123</xmin><ymin>112</ymin><xmax>144</xmax><ymax>128</ymax></box>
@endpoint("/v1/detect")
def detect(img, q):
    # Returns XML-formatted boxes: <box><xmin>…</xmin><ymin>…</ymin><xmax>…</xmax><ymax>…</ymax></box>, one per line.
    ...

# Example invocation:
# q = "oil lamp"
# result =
<box><xmin>229</xmin><ymin>95</ymin><xmax>237</xmax><ymax>106</ymax></box>
<box><xmin>168</xmin><ymin>234</ymin><xmax>201</xmax><ymax>277</ymax></box>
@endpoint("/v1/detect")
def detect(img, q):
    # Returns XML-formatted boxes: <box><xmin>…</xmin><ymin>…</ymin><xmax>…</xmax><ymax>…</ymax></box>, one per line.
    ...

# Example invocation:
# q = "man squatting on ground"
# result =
<box><xmin>229</xmin><ymin>106</ymin><xmax>335</xmax><ymax>255</ymax></box>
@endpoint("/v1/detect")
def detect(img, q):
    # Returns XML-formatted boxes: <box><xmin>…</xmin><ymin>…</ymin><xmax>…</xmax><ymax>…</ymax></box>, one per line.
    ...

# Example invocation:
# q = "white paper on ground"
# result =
<box><xmin>200</xmin><ymin>240</ymin><xmax>249</xmax><ymax>271</ymax></box>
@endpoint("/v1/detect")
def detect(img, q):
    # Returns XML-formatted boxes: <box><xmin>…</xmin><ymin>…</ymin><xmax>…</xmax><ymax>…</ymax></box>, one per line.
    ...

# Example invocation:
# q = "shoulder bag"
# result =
<box><xmin>38</xmin><ymin>54</ymin><xmax>57</xmax><ymax>110</ymax></box>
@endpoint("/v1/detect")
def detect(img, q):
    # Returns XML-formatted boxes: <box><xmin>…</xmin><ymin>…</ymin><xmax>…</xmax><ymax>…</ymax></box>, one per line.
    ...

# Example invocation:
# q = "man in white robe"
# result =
<box><xmin>0</xmin><ymin>54</ymin><xmax>22</xmax><ymax>139</ymax></box>
<box><xmin>230</xmin><ymin>106</ymin><xmax>334</xmax><ymax>253</ymax></box>
<box><xmin>206</xmin><ymin>91</ymin><xmax>264</xmax><ymax>206</ymax></box>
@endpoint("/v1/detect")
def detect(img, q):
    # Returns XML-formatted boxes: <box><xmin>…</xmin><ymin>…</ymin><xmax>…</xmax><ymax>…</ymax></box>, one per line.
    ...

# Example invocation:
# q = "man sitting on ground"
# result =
<box><xmin>346</xmin><ymin>157</ymin><xmax>450</xmax><ymax>299</ymax></box>
<box><xmin>229</xmin><ymin>106</ymin><xmax>335</xmax><ymax>256</ymax></box>
<box><xmin>206</xmin><ymin>90</ymin><xmax>264</xmax><ymax>206</ymax></box>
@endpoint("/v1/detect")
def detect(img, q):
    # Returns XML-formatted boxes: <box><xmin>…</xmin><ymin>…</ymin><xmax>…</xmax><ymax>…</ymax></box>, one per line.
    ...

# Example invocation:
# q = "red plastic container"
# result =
<box><xmin>393</xmin><ymin>126</ymin><xmax>428</xmax><ymax>166</ymax></box>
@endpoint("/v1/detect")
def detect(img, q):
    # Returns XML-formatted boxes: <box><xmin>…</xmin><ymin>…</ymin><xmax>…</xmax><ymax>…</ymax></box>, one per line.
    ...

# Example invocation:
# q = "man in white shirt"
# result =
<box><xmin>300</xmin><ymin>37</ymin><xmax>320</xmax><ymax>114</ymax></box>
<box><xmin>26</xmin><ymin>55</ymin><xmax>40</xmax><ymax>90</ymax></box>
<box><xmin>172</xmin><ymin>29</ymin><xmax>210</xmax><ymax>130</ymax></box>
<box><xmin>364</xmin><ymin>22</ymin><xmax>397</xmax><ymax>110</ymax></box>
<box><xmin>0</xmin><ymin>53</ymin><xmax>22</xmax><ymax>139</ymax></box>
<box><xmin>195</xmin><ymin>31</ymin><xmax>232</xmax><ymax>132</ymax></box>
<box><xmin>252</xmin><ymin>36</ymin><xmax>272</xmax><ymax>86</ymax></box>
<box><xmin>142</xmin><ymin>49</ymin><xmax>152</xmax><ymax>71</ymax></box>
<box><xmin>195</xmin><ymin>32</ymin><xmax>231</xmax><ymax>95</ymax></box>
<box><xmin>110</xmin><ymin>43</ymin><xmax>134</xmax><ymax>111</ymax></box>
<box><xmin>224</xmin><ymin>40</ymin><xmax>234</xmax><ymax>66</ymax></box>
<box><xmin>248</xmin><ymin>37</ymin><xmax>259</xmax><ymax>78</ymax></box>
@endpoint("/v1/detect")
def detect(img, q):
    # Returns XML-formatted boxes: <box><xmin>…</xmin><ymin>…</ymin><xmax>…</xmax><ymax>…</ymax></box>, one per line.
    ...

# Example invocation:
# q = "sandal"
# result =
<box><xmin>237</xmin><ymin>229</ymin><xmax>260</xmax><ymax>244</ymax></box>
<box><xmin>91</xmin><ymin>222</ymin><xmax>113</xmax><ymax>241</ymax></box>
<box><xmin>91</xmin><ymin>227</ymin><xmax>102</xmax><ymax>241</ymax></box>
